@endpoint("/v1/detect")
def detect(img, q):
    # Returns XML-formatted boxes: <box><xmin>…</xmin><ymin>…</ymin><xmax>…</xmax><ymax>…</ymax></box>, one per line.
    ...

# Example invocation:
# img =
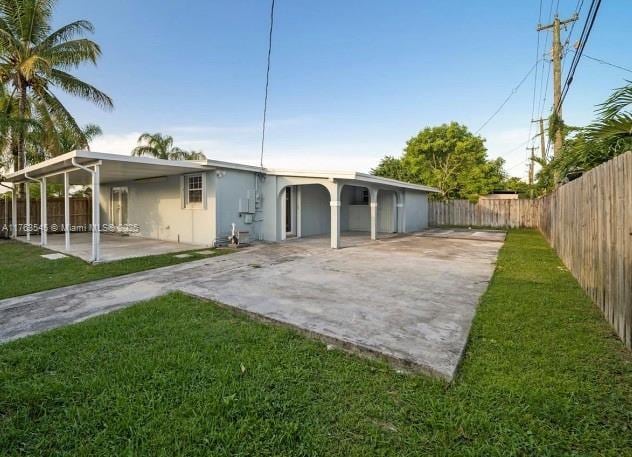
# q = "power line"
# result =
<box><xmin>536</xmin><ymin>0</ymin><xmax>555</xmax><ymax>119</ymax></box>
<box><xmin>556</xmin><ymin>0</ymin><xmax>602</xmax><ymax>113</ymax></box>
<box><xmin>581</xmin><ymin>53</ymin><xmax>632</xmax><ymax>74</ymax></box>
<box><xmin>539</xmin><ymin>0</ymin><xmax>585</xmax><ymax>160</ymax></box>
<box><xmin>475</xmin><ymin>60</ymin><xmax>540</xmax><ymax>135</ymax></box>
<box><xmin>259</xmin><ymin>0</ymin><xmax>276</xmax><ymax>169</ymax></box>
<box><xmin>527</xmin><ymin>0</ymin><xmax>544</xmax><ymax>152</ymax></box>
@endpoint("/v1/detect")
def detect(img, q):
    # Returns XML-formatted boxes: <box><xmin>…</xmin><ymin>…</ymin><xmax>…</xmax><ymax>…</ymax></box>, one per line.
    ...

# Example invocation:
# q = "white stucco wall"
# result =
<box><xmin>340</xmin><ymin>185</ymin><xmax>369</xmax><ymax>231</ymax></box>
<box><xmin>215</xmin><ymin>169</ymin><xmax>259</xmax><ymax>241</ymax></box>
<box><xmin>300</xmin><ymin>184</ymin><xmax>330</xmax><ymax>237</ymax></box>
<box><xmin>100</xmin><ymin>172</ymin><xmax>216</xmax><ymax>245</ymax></box>
<box><xmin>404</xmin><ymin>190</ymin><xmax>428</xmax><ymax>232</ymax></box>
<box><xmin>377</xmin><ymin>189</ymin><xmax>397</xmax><ymax>233</ymax></box>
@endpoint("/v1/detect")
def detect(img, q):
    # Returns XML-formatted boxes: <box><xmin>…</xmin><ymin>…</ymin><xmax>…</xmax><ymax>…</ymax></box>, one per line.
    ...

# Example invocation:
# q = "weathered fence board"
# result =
<box><xmin>0</xmin><ymin>197</ymin><xmax>91</xmax><ymax>238</ymax></box>
<box><xmin>429</xmin><ymin>198</ymin><xmax>539</xmax><ymax>228</ymax></box>
<box><xmin>429</xmin><ymin>151</ymin><xmax>632</xmax><ymax>349</ymax></box>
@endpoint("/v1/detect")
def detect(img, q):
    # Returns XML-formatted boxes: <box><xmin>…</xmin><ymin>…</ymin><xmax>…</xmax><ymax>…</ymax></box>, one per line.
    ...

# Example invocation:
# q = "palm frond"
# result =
<box><xmin>585</xmin><ymin>113</ymin><xmax>632</xmax><ymax>140</ymax></box>
<box><xmin>597</xmin><ymin>80</ymin><xmax>632</xmax><ymax>119</ymax></box>
<box><xmin>31</xmin><ymin>85</ymin><xmax>86</xmax><ymax>150</ymax></box>
<box><xmin>186</xmin><ymin>150</ymin><xmax>206</xmax><ymax>160</ymax></box>
<box><xmin>48</xmin><ymin>69</ymin><xmax>113</xmax><ymax>109</ymax></box>
<box><xmin>38</xmin><ymin>19</ymin><xmax>94</xmax><ymax>48</ymax></box>
<box><xmin>132</xmin><ymin>145</ymin><xmax>159</xmax><ymax>158</ymax></box>
<box><xmin>167</xmin><ymin>147</ymin><xmax>187</xmax><ymax>160</ymax></box>
<box><xmin>46</xmin><ymin>38</ymin><xmax>101</xmax><ymax>68</ymax></box>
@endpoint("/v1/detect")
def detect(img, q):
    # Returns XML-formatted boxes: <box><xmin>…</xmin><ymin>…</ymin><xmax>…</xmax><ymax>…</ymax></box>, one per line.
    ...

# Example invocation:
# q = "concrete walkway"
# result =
<box><xmin>0</xmin><ymin>232</ymin><xmax>503</xmax><ymax>380</ymax></box>
<box><xmin>22</xmin><ymin>232</ymin><xmax>206</xmax><ymax>262</ymax></box>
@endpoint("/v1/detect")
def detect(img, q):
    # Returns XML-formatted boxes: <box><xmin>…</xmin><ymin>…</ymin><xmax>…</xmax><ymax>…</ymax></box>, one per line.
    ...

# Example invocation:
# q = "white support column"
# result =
<box><xmin>296</xmin><ymin>186</ymin><xmax>302</xmax><ymax>238</ymax></box>
<box><xmin>369</xmin><ymin>188</ymin><xmax>378</xmax><ymax>241</ymax></box>
<box><xmin>64</xmin><ymin>172</ymin><xmax>70</xmax><ymax>250</ymax></box>
<box><xmin>11</xmin><ymin>185</ymin><xmax>17</xmax><ymax>239</ymax></box>
<box><xmin>330</xmin><ymin>199</ymin><xmax>341</xmax><ymax>249</ymax></box>
<box><xmin>40</xmin><ymin>177</ymin><xmax>47</xmax><ymax>246</ymax></box>
<box><xmin>25</xmin><ymin>183</ymin><xmax>30</xmax><ymax>241</ymax></box>
<box><xmin>280</xmin><ymin>187</ymin><xmax>287</xmax><ymax>241</ymax></box>
<box><xmin>92</xmin><ymin>164</ymin><xmax>101</xmax><ymax>262</ymax></box>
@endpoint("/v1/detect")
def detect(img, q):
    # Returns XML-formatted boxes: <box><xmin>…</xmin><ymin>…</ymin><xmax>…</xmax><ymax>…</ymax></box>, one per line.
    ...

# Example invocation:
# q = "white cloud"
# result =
<box><xmin>89</xmin><ymin>124</ymin><xmax>537</xmax><ymax>179</ymax></box>
<box><xmin>88</xmin><ymin>129</ymin><xmax>389</xmax><ymax>173</ymax></box>
<box><xmin>89</xmin><ymin>132</ymin><xmax>141</xmax><ymax>156</ymax></box>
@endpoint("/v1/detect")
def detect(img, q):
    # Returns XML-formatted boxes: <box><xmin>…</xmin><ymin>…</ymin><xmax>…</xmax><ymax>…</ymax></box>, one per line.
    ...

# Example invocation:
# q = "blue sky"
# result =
<box><xmin>53</xmin><ymin>0</ymin><xmax>631</xmax><ymax>178</ymax></box>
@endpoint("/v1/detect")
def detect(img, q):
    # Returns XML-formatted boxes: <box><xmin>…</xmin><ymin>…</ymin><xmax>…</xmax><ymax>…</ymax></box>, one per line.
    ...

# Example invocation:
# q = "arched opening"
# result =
<box><xmin>340</xmin><ymin>184</ymin><xmax>371</xmax><ymax>233</ymax></box>
<box><xmin>278</xmin><ymin>183</ymin><xmax>331</xmax><ymax>240</ymax></box>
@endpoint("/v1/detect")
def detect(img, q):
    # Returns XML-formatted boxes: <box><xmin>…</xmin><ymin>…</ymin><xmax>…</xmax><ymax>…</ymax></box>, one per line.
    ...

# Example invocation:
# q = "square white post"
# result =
<box><xmin>330</xmin><ymin>200</ymin><xmax>341</xmax><ymax>249</ymax></box>
<box><xmin>40</xmin><ymin>177</ymin><xmax>47</xmax><ymax>246</ymax></box>
<box><xmin>280</xmin><ymin>187</ymin><xmax>287</xmax><ymax>241</ymax></box>
<box><xmin>11</xmin><ymin>185</ymin><xmax>17</xmax><ymax>239</ymax></box>
<box><xmin>92</xmin><ymin>164</ymin><xmax>101</xmax><ymax>262</ymax></box>
<box><xmin>296</xmin><ymin>186</ymin><xmax>302</xmax><ymax>238</ymax></box>
<box><xmin>25</xmin><ymin>183</ymin><xmax>30</xmax><ymax>241</ymax></box>
<box><xmin>369</xmin><ymin>188</ymin><xmax>378</xmax><ymax>241</ymax></box>
<box><xmin>64</xmin><ymin>172</ymin><xmax>70</xmax><ymax>250</ymax></box>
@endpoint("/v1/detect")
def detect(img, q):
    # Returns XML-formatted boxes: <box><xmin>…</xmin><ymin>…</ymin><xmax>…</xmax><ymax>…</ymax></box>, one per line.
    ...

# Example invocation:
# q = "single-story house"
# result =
<box><xmin>3</xmin><ymin>150</ymin><xmax>438</xmax><ymax>261</ymax></box>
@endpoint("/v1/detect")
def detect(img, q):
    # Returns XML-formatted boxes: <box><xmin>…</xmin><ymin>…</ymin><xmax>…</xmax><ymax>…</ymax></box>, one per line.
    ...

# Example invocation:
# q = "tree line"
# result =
<box><xmin>372</xmin><ymin>81</ymin><xmax>631</xmax><ymax>201</ymax></box>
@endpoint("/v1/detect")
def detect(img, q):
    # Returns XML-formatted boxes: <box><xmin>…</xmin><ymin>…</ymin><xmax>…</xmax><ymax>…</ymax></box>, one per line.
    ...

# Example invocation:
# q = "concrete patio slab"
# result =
<box><xmin>20</xmin><ymin>232</ymin><xmax>207</xmax><ymax>262</ymax></box>
<box><xmin>419</xmin><ymin>228</ymin><xmax>506</xmax><ymax>242</ymax></box>
<box><xmin>0</xmin><ymin>233</ymin><xmax>502</xmax><ymax>381</ymax></box>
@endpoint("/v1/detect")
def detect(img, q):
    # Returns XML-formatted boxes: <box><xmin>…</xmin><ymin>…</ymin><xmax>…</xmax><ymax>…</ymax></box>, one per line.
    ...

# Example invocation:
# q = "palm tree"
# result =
<box><xmin>186</xmin><ymin>150</ymin><xmax>207</xmax><ymax>160</ymax></box>
<box><xmin>131</xmin><ymin>133</ymin><xmax>206</xmax><ymax>160</ymax></box>
<box><xmin>587</xmin><ymin>81</ymin><xmax>632</xmax><ymax>146</ymax></box>
<box><xmin>0</xmin><ymin>0</ymin><xmax>113</xmax><ymax>173</ymax></box>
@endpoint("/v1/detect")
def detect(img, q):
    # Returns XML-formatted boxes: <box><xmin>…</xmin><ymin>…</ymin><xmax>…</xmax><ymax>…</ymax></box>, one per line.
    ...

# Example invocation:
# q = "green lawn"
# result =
<box><xmin>0</xmin><ymin>240</ymin><xmax>229</xmax><ymax>299</ymax></box>
<box><xmin>0</xmin><ymin>230</ymin><xmax>630</xmax><ymax>456</ymax></box>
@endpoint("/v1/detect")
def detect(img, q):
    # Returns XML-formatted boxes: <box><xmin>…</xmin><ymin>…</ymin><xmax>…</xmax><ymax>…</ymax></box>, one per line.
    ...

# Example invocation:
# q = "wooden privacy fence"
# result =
<box><xmin>429</xmin><ymin>198</ymin><xmax>539</xmax><ymax>228</ymax></box>
<box><xmin>429</xmin><ymin>151</ymin><xmax>632</xmax><ymax>349</ymax></box>
<box><xmin>0</xmin><ymin>197</ymin><xmax>92</xmax><ymax>238</ymax></box>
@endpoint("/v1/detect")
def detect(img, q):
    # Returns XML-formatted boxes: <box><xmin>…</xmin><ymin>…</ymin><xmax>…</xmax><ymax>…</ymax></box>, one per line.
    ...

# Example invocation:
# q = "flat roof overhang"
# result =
<box><xmin>3</xmin><ymin>150</ymin><xmax>210</xmax><ymax>185</ymax></box>
<box><xmin>267</xmin><ymin>168</ymin><xmax>440</xmax><ymax>193</ymax></box>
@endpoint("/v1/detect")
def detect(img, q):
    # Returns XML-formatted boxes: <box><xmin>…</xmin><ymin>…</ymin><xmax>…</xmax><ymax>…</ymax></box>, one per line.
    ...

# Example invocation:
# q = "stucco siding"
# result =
<box><xmin>100</xmin><ymin>173</ymin><xmax>215</xmax><ymax>245</ymax></box>
<box><xmin>215</xmin><ymin>169</ymin><xmax>258</xmax><ymax>241</ymax></box>
<box><xmin>341</xmin><ymin>185</ymin><xmax>369</xmax><ymax>231</ymax></box>
<box><xmin>377</xmin><ymin>190</ymin><xmax>397</xmax><ymax>233</ymax></box>
<box><xmin>300</xmin><ymin>184</ymin><xmax>330</xmax><ymax>236</ymax></box>
<box><xmin>404</xmin><ymin>190</ymin><xmax>428</xmax><ymax>232</ymax></box>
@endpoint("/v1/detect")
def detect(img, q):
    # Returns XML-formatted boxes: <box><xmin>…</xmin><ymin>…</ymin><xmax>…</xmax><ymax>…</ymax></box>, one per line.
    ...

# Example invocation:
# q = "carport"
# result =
<box><xmin>271</xmin><ymin>171</ymin><xmax>438</xmax><ymax>248</ymax></box>
<box><xmin>3</xmin><ymin>151</ymin><xmax>208</xmax><ymax>262</ymax></box>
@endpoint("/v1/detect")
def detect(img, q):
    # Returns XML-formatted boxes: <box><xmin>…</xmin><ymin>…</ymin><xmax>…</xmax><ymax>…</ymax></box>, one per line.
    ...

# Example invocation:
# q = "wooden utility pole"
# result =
<box><xmin>527</xmin><ymin>146</ymin><xmax>537</xmax><ymax>185</ymax></box>
<box><xmin>532</xmin><ymin>118</ymin><xmax>548</xmax><ymax>161</ymax></box>
<box><xmin>537</xmin><ymin>13</ymin><xmax>578</xmax><ymax>158</ymax></box>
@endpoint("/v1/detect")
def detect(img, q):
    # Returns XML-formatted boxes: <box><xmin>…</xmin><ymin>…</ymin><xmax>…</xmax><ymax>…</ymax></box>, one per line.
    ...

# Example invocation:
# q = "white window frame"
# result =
<box><xmin>183</xmin><ymin>173</ymin><xmax>206</xmax><ymax>209</ymax></box>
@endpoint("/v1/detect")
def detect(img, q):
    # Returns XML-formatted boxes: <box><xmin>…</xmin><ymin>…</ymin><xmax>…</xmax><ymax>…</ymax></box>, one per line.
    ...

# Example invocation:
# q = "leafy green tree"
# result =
<box><xmin>372</xmin><ymin>122</ymin><xmax>505</xmax><ymax>201</ymax></box>
<box><xmin>131</xmin><ymin>133</ymin><xmax>206</xmax><ymax>160</ymax></box>
<box><xmin>0</xmin><ymin>0</ymin><xmax>113</xmax><ymax>172</ymax></box>
<box><xmin>503</xmin><ymin>176</ymin><xmax>530</xmax><ymax>197</ymax></box>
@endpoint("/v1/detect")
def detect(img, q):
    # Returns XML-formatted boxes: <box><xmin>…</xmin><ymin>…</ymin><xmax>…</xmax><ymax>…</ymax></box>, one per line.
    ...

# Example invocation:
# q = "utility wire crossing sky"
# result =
<box><xmin>51</xmin><ymin>0</ymin><xmax>632</xmax><ymax>179</ymax></box>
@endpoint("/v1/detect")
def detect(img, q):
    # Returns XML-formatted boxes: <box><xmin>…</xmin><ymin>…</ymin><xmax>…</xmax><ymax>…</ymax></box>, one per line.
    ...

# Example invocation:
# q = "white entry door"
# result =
<box><xmin>111</xmin><ymin>187</ymin><xmax>128</xmax><ymax>227</ymax></box>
